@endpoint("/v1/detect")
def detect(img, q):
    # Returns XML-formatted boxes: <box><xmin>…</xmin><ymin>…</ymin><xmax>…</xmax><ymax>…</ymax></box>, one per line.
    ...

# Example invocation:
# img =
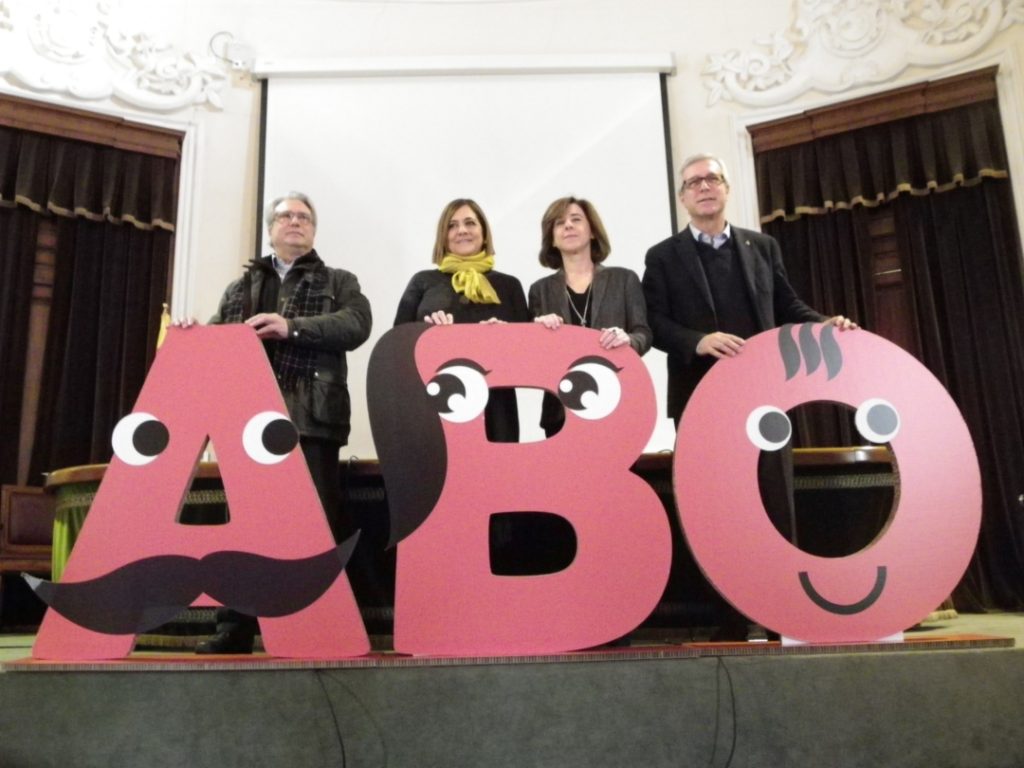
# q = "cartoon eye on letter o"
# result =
<box><xmin>855</xmin><ymin>398</ymin><xmax>900</xmax><ymax>444</ymax></box>
<box><xmin>746</xmin><ymin>405</ymin><xmax>792</xmax><ymax>451</ymax></box>
<box><xmin>558</xmin><ymin>356</ymin><xmax>622</xmax><ymax>420</ymax></box>
<box><xmin>427</xmin><ymin>360</ymin><xmax>490</xmax><ymax>423</ymax></box>
<box><xmin>242</xmin><ymin>411</ymin><xmax>299</xmax><ymax>464</ymax></box>
<box><xmin>112</xmin><ymin>412</ymin><xmax>169</xmax><ymax>466</ymax></box>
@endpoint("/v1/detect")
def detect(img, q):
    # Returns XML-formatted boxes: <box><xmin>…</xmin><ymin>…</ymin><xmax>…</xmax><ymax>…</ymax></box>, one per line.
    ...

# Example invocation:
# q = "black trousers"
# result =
<box><xmin>299</xmin><ymin>436</ymin><xmax>352</xmax><ymax>541</ymax></box>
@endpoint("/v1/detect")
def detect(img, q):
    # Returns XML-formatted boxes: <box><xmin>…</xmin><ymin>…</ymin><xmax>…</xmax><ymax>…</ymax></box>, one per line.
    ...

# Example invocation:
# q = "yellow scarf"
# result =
<box><xmin>437</xmin><ymin>251</ymin><xmax>501</xmax><ymax>305</ymax></box>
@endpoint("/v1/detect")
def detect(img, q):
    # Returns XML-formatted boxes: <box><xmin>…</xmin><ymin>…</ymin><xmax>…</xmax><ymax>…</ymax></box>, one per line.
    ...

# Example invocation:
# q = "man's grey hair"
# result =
<box><xmin>264</xmin><ymin>191</ymin><xmax>318</xmax><ymax>228</ymax></box>
<box><xmin>678</xmin><ymin>153</ymin><xmax>730</xmax><ymax>194</ymax></box>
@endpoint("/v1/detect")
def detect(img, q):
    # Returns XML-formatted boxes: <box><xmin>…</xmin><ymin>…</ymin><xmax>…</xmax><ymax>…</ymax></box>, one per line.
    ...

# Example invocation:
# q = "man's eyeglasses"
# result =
<box><xmin>681</xmin><ymin>174</ymin><xmax>726</xmax><ymax>191</ymax></box>
<box><xmin>274</xmin><ymin>211</ymin><xmax>313</xmax><ymax>225</ymax></box>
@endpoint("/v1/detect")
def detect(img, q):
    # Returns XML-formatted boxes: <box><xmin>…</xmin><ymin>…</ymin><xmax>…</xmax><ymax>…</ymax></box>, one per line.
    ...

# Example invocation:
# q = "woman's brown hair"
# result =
<box><xmin>538</xmin><ymin>196</ymin><xmax>611</xmax><ymax>269</ymax></box>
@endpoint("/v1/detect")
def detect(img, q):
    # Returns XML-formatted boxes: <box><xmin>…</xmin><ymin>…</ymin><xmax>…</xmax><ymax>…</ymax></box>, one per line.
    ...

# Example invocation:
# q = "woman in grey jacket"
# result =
<box><xmin>528</xmin><ymin>196</ymin><xmax>652</xmax><ymax>436</ymax></box>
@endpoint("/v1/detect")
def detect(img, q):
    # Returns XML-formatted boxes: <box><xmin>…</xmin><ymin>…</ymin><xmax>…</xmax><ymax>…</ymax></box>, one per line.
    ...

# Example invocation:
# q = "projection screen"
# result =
<box><xmin>255</xmin><ymin>56</ymin><xmax>678</xmax><ymax>458</ymax></box>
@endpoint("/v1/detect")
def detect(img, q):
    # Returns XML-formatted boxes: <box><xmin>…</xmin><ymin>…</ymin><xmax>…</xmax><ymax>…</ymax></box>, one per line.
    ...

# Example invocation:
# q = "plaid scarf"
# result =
<box><xmin>220</xmin><ymin>255</ymin><xmax>331</xmax><ymax>391</ymax></box>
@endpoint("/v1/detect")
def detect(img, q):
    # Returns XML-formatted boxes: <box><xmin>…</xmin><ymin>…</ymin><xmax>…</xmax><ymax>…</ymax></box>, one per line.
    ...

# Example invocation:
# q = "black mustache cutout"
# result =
<box><xmin>24</xmin><ymin>533</ymin><xmax>359</xmax><ymax>636</ymax></box>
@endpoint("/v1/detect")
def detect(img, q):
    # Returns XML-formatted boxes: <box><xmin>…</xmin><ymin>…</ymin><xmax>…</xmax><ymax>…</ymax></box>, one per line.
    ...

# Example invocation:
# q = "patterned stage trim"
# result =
<box><xmin>1</xmin><ymin>633</ymin><xmax>1013</xmax><ymax>673</ymax></box>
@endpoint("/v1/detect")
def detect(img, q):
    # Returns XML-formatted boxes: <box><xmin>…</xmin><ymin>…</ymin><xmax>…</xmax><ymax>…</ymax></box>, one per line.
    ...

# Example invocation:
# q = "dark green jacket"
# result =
<box><xmin>211</xmin><ymin>250</ymin><xmax>372</xmax><ymax>444</ymax></box>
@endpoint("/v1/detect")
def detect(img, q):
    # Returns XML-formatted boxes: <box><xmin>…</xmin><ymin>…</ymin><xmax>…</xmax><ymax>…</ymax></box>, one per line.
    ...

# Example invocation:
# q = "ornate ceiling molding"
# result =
<box><xmin>702</xmin><ymin>0</ymin><xmax>1024</xmax><ymax>107</ymax></box>
<box><xmin>0</xmin><ymin>0</ymin><xmax>228</xmax><ymax>113</ymax></box>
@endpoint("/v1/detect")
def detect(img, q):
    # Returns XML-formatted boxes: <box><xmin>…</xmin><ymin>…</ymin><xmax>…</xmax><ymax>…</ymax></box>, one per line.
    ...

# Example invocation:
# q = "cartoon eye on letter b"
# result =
<box><xmin>674</xmin><ymin>324</ymin><xmax>981</xmax><ymax>643</ymax></box>
<box><xmin>369</xmin><ymin>324</ymin><xmax>672</xmax><ymax>656</ymax></box>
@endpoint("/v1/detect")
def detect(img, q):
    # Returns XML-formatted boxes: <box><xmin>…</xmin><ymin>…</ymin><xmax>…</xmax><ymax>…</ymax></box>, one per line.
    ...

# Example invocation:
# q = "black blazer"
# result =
<box><xmin>642</xmin><ymin>225</ymin><xmax>824</xmax><ymax>419</ymax></box>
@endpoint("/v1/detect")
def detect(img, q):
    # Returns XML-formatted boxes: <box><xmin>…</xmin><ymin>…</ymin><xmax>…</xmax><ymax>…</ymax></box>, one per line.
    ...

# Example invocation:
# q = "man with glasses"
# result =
<box><xmin>642</xmin><ymin>154</ymin><xmax>855</xmax><ymax>640</ymax></box>
<box><xmin>644</xmin><ymin>153</ymin><xmax>855</xmax><ymax>421</ymax></box>
<box><xmin>197</xmin><ymin>191</ymin><xmax>372</xmax><ymax>653</ymax></box>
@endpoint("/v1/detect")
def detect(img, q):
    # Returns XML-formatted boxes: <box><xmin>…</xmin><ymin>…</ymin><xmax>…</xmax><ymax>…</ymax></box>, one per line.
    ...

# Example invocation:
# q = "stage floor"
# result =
<box><xmin>1</xmin><ymin>610</ymin><xmax>1021</xmax><ymax>668</ymax></box>
<box><xmin>3</xmin><ymin>612</ymin><xmax>1024</xmax><ymax>768</ymax></box>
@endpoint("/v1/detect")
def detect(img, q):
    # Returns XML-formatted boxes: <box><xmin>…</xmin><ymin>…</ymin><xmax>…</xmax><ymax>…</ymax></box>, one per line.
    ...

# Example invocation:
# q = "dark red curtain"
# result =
<box><xmin>0</xmin><ymin>207</ymin><xmax>39</xmax><ymax>485</ymax></box>
<box><xmin>756</xmin><ymin>101</ymin><xmax>1009</xmax><ymax>224</ymax></box>
<box><xmin>892</xmin><ymin>183</ymin><xmax>1024</xmax><ymax>610</ymax></box>
<box><xmin>28</xmin><ymin>217</ymin><xmax>171</xmax><ymax>480</ymax></box>
<box><xmin>0</xmin><ymin>125</ymin><xmax>176</xmax><ymax>485</ymax></box>
<box><xmin>754</xmin><ymin>101</ymin><xmax>1024</xmax><ymax>610</ymax></box>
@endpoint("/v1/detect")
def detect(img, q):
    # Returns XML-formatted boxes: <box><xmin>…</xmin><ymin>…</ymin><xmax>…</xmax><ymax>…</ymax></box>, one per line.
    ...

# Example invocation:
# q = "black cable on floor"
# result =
<box><xmin>315</xmin><ymin>668</ymin><xmax>349</xmax><ymax>767</ymax></box>
<box><xmin>705</xmin><ymin>656</ymin><xmax>738</xmax><ymax>768</ymax></box>
<box><xmin>316</xmin><ymin>668</ymin><xmax>391</xmax><ymax>767</ymax></box>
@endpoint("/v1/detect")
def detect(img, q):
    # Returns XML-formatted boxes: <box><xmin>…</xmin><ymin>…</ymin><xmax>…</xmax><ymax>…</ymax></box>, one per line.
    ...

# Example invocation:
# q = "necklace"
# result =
<box><xmin>565</xmin><ymin>284</ymin><xmax>592</xmax><ymax>327</ymax></box>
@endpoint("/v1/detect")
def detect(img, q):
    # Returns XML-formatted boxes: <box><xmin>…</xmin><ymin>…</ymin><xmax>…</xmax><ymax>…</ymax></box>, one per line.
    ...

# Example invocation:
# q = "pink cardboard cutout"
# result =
<box><xmin>368</xmin><ymin>324</ymin><xmax>671</xmax><ymax>655</ymax></box>
<box><xmin>674</xmin><ymin>323</ymin><xmax>982</xmax><ymax>643</ymax></box>
<box><xmin>31</xmin><ymin>325</ymin><xmax>369</xmax><ymax>660</ymax></box>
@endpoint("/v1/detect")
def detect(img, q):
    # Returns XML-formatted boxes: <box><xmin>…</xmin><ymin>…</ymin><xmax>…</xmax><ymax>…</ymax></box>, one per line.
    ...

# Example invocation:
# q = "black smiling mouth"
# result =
<box><xmin>798</xmin><ymin>565</ymin><xmax>887</xmax><ymax>615</ymax></box>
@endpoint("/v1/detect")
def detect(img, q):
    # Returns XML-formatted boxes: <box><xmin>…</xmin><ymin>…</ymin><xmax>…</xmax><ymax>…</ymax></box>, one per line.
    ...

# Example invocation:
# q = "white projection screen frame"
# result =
<box><xmin>255</xmin><ymin>56</ymin><xmax>679</xmax><ymax>458</ymax></box>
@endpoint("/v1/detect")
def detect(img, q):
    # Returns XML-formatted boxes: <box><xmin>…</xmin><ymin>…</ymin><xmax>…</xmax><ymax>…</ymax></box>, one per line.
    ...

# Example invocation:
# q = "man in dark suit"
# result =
<box><xmin>642</xmin><ymin>153</ymin><xmax>856</xmax><ymax>640</ymax></box>
<box><xmin>643</xmin><ymin>152</ymin><xmax>856</xmax><ymax>422</ymax></box>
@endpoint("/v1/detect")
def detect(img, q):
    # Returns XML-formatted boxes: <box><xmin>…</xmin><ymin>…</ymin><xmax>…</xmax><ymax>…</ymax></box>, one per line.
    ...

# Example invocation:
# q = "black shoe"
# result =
<box><xmin>710</xmin><ymin>621</ymin><xmax>747</xmax><ymax>642</ymax></box>
<box><xmin>195</xmin><ymin>630</ymin><xmax>255</xmax><ymax>655</ymax></box>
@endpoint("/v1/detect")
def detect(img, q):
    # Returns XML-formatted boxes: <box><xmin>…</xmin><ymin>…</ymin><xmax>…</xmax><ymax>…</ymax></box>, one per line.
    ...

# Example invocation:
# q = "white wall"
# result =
<box><xmin>170</xmin><ymin>0</ymin><xmax>804</xmax><ymax>319</ymax></box>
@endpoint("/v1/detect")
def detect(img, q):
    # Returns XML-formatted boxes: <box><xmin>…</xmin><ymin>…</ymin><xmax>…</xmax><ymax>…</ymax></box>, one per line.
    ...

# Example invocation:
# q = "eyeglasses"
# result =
<box><xmin>681</xmin><ymin>174</ymin><xmax>726</xmax><ymax>191</ymax></box>
<box><xmin>273</xmin><ymin>211</ymin><xmax>313</xmax><ymax>225</ymax></box>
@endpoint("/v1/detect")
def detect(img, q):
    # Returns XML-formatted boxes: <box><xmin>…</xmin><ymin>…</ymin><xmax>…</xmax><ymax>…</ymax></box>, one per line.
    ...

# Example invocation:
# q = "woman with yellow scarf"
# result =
<box><xmin>394</xmin><ymin>198</ymin><xmax>529</xmax><ymax>442</ymax></box>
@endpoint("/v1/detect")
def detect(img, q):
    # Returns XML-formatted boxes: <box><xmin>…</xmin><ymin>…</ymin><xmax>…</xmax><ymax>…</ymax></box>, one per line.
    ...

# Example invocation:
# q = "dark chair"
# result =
<box><xmin>0</xmin><ymin>485</ymin><xmax>55</xmax><ymax>625</ymax></box>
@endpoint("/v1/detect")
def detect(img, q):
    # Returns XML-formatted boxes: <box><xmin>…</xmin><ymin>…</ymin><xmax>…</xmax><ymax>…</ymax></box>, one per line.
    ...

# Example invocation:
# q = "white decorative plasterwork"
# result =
<box><xmin>0</xmin><ymin>0</ymin><xmax>228</xmax><ymax>112</ymax></box>
<box><xmin>703</xmin><ymin>0</ymin><xmax>1024</xmax><ymax>106</ymax></box>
